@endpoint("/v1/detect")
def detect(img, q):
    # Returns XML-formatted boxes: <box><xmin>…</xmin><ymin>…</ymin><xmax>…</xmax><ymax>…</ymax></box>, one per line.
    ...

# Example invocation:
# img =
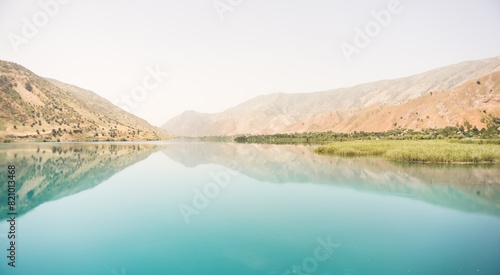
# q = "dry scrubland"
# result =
<box><xmin>315</xmin><ymin>140</ymin><xmax>500</xmax><ymax>163</ymax></box>
<box><xmin>0</xmin><ymin>61</ymin><xmax>171</xmax><ymax>142</ymax></box>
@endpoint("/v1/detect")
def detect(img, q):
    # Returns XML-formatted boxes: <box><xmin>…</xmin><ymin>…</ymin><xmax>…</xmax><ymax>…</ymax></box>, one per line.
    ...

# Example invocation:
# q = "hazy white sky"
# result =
<box><xmin>1</xmin><ymin>0</ymin><xmax>500</xmax><ymax>126</ymax></box>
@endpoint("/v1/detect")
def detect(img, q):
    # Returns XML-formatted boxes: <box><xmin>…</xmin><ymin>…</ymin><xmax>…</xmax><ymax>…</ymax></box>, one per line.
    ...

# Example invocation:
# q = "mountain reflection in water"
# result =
<box><xmin>1</xmin><ymin>142</ymin><xmax>499</xmax><ymax>220</ymax></box>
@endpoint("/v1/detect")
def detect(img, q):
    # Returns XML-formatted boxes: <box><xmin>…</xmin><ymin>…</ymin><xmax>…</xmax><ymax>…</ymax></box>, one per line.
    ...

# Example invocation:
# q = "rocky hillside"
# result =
<box><xmin>328</xmin><ymin>71</ymin><xmax>500</xmax><ymax>133</ymax></box>
<box><xmin>0</xmin><ymin>61</ymin><xmax>172</xmax><ymax>142</ymax></box>
<box><xmin>163</xmin><ymin>55</ymin><xmax>500</xmax><ymax>136</ymax></box>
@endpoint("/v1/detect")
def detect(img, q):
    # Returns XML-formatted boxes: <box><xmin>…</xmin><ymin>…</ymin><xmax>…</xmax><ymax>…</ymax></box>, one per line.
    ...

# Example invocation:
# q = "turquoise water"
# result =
<box><xmin>1</xmin><ymin>142</ymin><xmax>500</xmax><ymax>274</ymax></box>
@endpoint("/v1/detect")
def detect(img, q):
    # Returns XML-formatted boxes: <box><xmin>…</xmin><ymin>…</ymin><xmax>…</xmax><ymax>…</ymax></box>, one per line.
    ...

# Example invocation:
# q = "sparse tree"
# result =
<box><xmin>25</xmin><ymin>82</ymin><xmax>33</xmax><ymax>91</ymax></box>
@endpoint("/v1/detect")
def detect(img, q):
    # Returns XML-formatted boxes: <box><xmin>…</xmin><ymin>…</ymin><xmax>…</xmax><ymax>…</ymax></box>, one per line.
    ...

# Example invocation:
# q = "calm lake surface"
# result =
<box><xmin>1</xmin><ymin>142</ymin><xmax>500</xmax><ymax>275</ymax></box>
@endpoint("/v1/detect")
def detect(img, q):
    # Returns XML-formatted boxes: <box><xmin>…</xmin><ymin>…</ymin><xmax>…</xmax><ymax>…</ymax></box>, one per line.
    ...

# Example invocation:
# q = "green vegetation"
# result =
<box><xmin>315</xmin><ymin>140</ymin><xmax>500</xmax><ymax>163</ymax></box>
<box><xmin>199</xmin><ymin>117</ymin><xmax>500</xmax><ymax>144</ymax></box>
<box><xmin>197</xmin><ymin>121</ymin><xmax>500</xmax><ymax>164</ymax></box>
<box><xmin>199</xmin><ymin>135</ymin><xmax>241</xmax><ymax>143</ymax></box>
<box><xmin>450</xmin><ymin>139</ymin><xmax>500</xmax><ymax>145</ymax></box>
<box><xmin>200</xmin><ymin>120</ymin><xmax>500</xmax><ymax>145</ymax></box>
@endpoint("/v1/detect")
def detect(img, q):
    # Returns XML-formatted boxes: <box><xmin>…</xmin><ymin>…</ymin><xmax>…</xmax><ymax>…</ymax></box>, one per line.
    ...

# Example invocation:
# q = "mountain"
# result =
<box><xmin>0</xmin><ymin>61</ymin><xmax>172</xmax><ymax>141</ymax></box>
<box><xmin>329</xmin><ymin>71</ymin><xmax>500</xmax><ymax>133</ymax></box>
<box><xmin>163</xmin><ymin>55</ymin><xmax>500</xmax><ymax>136</ymax></box>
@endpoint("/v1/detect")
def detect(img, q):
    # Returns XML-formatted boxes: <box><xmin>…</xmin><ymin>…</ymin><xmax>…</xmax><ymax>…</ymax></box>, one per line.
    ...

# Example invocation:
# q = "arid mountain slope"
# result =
<box><xmin>163</xmin><ymin>56</ymin><xmax>500</xmax><ymax>136</ymax></box>
<box><xmin>330</xmin><ymin>71</ymin><xmax>500</xmax><ymax>133</ymax></box>
<box><xmin>0</xmin><ymin>61</ymin><xmax>171</xmax><ymax>141</ymax></box>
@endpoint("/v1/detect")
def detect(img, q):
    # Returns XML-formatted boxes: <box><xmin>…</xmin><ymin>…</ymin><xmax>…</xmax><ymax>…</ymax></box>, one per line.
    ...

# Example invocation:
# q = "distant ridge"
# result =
<box><xmin>163</xmin><ymin>55</ymin><xmax>500</xmax><ymax>136</ymax></box>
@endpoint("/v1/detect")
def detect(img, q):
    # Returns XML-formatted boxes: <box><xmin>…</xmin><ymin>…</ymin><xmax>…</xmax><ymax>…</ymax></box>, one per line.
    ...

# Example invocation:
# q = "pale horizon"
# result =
<box><xmin>1</xmin><ymin>0</ymin><xmax>500</xmax><ymax>126</ymax></box>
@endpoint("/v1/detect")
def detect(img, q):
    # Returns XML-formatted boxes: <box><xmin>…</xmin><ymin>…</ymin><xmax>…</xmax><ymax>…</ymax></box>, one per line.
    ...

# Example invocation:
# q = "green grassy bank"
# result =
<box><xmin>315</xmin><ymin>140</ymin><xmax>500</xmax><ymax>163</ymax></box>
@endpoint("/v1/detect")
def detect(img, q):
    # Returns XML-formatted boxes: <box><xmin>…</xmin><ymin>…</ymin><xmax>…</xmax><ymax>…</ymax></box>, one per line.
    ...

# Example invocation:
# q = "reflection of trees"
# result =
<box><xmin>0</xmin><ymin>143</ymin><xmax>163</xmax><ymax>220</ymax></box>
<box><xmin>163</xmin><ymin>142</ymin><xmax>500</xmax><ymax>217</ymax></box>
<box><xmin>1</xmin><ymin>142</ymin><xmax>498</xmax><ymax>221</ymax></box>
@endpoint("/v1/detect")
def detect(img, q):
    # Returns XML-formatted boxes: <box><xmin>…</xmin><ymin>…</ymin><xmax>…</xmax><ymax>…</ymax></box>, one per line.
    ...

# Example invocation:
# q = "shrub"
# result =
<box><xmin>25</xmin><ymin>82</ymin><xmax>33</xmax><ymax>91</ymax></box>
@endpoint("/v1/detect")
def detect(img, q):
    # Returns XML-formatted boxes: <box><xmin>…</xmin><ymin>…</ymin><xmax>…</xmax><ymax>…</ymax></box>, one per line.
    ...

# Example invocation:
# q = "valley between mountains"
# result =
<box><xmin>1</xmin><ymin>55</ymin><xmax>500</xmax><ymax>141</ymax></box>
